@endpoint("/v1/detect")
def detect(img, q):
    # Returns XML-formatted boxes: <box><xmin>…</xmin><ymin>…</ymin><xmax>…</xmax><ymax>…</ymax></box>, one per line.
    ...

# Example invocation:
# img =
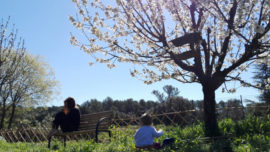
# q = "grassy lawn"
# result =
<box><xmin>0</xmin><ymin>115</ymin><xmax>270</xmax><ymax>152</ymax></box>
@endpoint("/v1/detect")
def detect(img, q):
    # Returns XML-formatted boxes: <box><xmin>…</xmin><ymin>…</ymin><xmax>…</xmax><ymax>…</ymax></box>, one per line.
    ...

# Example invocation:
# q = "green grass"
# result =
<box><xmin>0</xmin><ymin>115</ymin><xmax>270</xmax><ymax>152</ymax></box>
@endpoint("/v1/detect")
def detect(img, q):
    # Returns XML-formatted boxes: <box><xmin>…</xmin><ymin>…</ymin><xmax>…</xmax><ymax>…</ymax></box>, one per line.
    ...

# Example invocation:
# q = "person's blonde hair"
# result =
<box><xmin>140</xmin><ymin>113</ymin><xmax>152</xmax><ymax>126</ymax></box>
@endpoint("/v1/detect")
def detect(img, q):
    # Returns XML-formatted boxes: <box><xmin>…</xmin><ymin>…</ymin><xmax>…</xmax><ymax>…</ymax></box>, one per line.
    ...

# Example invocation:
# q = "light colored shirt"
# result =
<box><xmin>134</xmin><ymin>126</ymin><xmax>163</xmax><ymax>147</ymax></box>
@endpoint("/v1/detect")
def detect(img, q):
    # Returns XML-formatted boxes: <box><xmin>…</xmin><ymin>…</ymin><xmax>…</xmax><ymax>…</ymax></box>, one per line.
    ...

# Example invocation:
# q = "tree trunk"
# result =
<box><xmin>203</xmin><ymin>86</ymin><xmax>220</xmax><ymax>137</ymax></box>
<box><xmin>8</xmin><ymin>103</ymin><xmax>16</xmax><ymax>129</ymax></box>
<box><xmin>0</xmin><ymin>103</ymin><xmax>6</xmax><ymax>129</ymax></box>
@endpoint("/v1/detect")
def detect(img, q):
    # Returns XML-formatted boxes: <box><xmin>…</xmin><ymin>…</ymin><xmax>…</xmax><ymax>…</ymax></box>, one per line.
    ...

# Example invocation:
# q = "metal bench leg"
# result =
<box><xmin>64</xmin><ymin>136</ymin><xmax>66</xmax><ymax>147</ymax></box>
<box><xmin>108</xmin><ymin>130</ymin><xmax>111</xmax><ymax>137</ymax></box>
<box><xmin>108</xmin><ymin>130</ymin><xmax>112</xmax><ymax>141</ymax></box>
<box><xmin>95</xmin><ymin>131</ymin><xmax>98</xmax><ymax>143</ymax></box>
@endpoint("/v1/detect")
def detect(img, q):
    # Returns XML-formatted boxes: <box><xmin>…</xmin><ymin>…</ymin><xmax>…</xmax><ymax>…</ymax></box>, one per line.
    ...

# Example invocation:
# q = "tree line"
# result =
<box><xmin>6</xmin><ymin>84</ymin><xmax>268</xmax><ymax>128</ymax></box>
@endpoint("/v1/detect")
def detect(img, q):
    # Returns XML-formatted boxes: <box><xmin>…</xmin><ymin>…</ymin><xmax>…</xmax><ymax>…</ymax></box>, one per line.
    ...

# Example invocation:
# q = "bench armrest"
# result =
<box><xmin>95</xmin><ymin>117</ymin><xmax>109</xmax><ymax>131</ymax></box>
<box><xmin>95</xmin><ymin>117</ymin><xmax>111</xmax><ymax>142</ymax></box>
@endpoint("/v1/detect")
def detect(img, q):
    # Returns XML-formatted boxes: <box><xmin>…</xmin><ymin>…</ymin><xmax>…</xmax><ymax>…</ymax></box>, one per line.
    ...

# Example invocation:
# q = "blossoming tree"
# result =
<box><xmin>70</xmin><ymin>0</ymin><xmax>270</xmax><ymax>136</ymax></box>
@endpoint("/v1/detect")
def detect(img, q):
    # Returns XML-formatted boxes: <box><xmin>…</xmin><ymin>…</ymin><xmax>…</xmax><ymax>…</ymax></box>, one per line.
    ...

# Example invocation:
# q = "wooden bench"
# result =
<box><xmin>48</xmin><ymin>111</ymin><xmax>113</xmax><ymax>148</ymax></box>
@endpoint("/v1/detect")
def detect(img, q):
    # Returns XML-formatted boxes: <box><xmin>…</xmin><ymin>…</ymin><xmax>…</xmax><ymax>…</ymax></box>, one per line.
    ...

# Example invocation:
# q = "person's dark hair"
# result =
<box><xmin>140</xmin><ymin>113</ymin><xmax>152</xmax><ymax>126</ymax></box>
<box><xmin>64</xmin><ymin>97</ymin><xmax>76</xmax><ymax>109</ymax></box>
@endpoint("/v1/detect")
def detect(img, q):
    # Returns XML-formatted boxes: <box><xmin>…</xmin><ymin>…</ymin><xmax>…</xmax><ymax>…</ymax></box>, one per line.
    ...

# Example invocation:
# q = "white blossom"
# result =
<box><xmin>254</xmin><ymin>23</ymin><xmax>265</xmax><ymax>34</ymax></box>
<box><xmin>82</xmin><ymin>0</ymin><xmax>88</xmax><ymax>5</ymax></box>
<box><xmin>70</xmin><ymin>0</ymin><xmax>270</xmax><ymax>89</ymax></box>
<box><xmin>229</xmin><ymin>88</ymin><xmax>236</xmax><ymax>93</ymax></box>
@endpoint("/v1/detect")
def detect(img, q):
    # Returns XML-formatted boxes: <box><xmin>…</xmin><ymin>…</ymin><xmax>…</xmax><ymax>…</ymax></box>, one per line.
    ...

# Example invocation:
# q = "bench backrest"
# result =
<box><xmin>79</xmin><ymin>111</ymin><xmax>113</xmax><ymax>131</ymax></box>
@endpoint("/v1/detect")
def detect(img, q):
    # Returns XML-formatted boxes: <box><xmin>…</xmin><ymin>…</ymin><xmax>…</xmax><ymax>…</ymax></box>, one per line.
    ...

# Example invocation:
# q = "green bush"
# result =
<box><xmin>233</xmin><ymin>134</ymin><xmax>270</xmax><ymax>152</ymax></box>
<box><xmin>218</xmin><ymin>118</ymin><xmax>235</xmax><ymax>136</ymax></box>
<box><xmin>235</xmin><ymin>115</ymin><xmax>270</xmax><ymax>137</ymax></box>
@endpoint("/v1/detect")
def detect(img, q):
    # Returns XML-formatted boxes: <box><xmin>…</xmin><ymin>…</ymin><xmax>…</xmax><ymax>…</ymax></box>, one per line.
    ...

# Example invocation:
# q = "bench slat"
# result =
<box><xmin>80</xmin><ymin>111</ymin><xmax>112</xmax><ymax>119</ymax></box>
<box><xmin>80</xmin><ymin>116</ymin><xmax>112</xmax><ymax>122</ymax></box>
<box><xmin>79</xmin><ymin>126</ymin><xmax>109</xmax><ymax>131</ymax></box>
<box><xmin>80</xmin><ymin>113</ymin><xmax>112</xmax><ymax>119</ymax></box>
<box><xmin>79</xmin><ymin>122</ymin><xmax>109</xmax><ymax>127</ymax></box>
<box><xmin>80</xmin><ymin>118</ymin><xmax>111</xmax><ymax>123</ymax></box>
<box><xmin>54</xmin><ymin>129</ymin><xmax>110</xmax><ymax>136</ymax></box>
<box><xmin>79</xmin><ymin>123</ymin><xmax>109</xmax><ymax>130</ymax></box>
<box><xmin>78</xmin><ymin>111</ymin><xmax>112</xmax><ymax>131</ymax></box>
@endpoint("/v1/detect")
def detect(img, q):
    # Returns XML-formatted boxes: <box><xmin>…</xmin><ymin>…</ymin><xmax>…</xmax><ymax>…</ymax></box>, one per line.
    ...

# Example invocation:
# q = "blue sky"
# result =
<box><xmin>0</xmin><ymin>0</ymin><xmax>261</xmax><ymax>106</ymax></box>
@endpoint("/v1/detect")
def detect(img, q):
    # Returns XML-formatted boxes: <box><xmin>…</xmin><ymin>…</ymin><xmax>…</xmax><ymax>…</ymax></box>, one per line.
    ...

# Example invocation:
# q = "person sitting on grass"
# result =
<box><xmin>47</xmin><ymin>97</ymin><xmax>80</xmax><ymax>138</ymax></box>
<box><xmin>134</xmin><ymin>113</ymin><xmax>164</xmax><ymax>150</ymax></box>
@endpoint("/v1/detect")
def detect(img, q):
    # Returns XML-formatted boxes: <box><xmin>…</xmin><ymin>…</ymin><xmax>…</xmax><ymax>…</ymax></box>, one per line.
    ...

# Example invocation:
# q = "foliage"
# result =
<box><xmin>1</xmin><ymin>115</ymin><xmax>269</xmax><ymax>151</ymax></box>
<box><xmin>0</xmin><ymin>18</ymin><xmax>26</xmax><ymax>129</ymax></box>
<box><xmin>0</xmin><ymin>18</ymin><xmax>59</xmax><ymax>129</ymax></box>
<box><xmin>9</xmin><ymin>106</ymin><xmax>62</xmax><ymax>127</ymax></box>
<box><xmin>253</xmin><ymin>59</ymin><xmax>270</xmax><ymax>104</ymax></box>
<box><xmin>218</xmin><ymin>118</ymin><xmax>236</xmax><ymax>136</ymax></box>
<box><xmin>10</xmin><ymin>93</ymin><xmax>266</xmax><ymax>129</ymax></box>
<box><xmin>235</xmin><ymin>115</ymin><xmax>270</xmax><ymax>137</ymax></box>
<box><xmin>1</xmin><ymin>85</ymin><xmax>198</xmax><ymax>128</ymax></box>
<box><xmin>219</xmin><ymin>115</ymin><xmax>270</xmax><ymax>136</ymax></box>
<box><xmin>0</xmin><ymin>52</ymin><xmax>59</xmax><ymax>129</ymax></box>
<box><xmin>78</xmin><ymin>94</ymin><xmax>200</xmax><ymax>117</ymax></box>
<box><xmin>217</xmin><ymin>99</ymin><xmax>245</xmax><ymax>121</ymax></box>
<box><xmin>152</xmin><ymin>85</ymin><xmax>180</xmax><ymax>103</ymax></box>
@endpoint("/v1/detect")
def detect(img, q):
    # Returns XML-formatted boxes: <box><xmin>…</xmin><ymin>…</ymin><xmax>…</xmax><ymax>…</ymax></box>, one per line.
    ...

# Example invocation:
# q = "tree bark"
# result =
<box><xmin>0</xmin><ymin>103</ymin><xmax>6</xmax><ymax>129</ymax></box>
<box><xmin>203</xmin><ymin>86</ymin><xmax>220</xmax><ymax>137</ymax></box>
<box><xmin>8</xmin><ymin>103</ymin><xmax>16</xmax><ymax>129</ymax></box>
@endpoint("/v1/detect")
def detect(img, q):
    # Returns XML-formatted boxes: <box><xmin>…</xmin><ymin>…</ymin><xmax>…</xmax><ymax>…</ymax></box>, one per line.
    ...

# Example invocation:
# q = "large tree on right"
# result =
<box><xmin>71</xmin><ymin>0</ymin><xmax>270</xmax><ymax>136</ymax></box>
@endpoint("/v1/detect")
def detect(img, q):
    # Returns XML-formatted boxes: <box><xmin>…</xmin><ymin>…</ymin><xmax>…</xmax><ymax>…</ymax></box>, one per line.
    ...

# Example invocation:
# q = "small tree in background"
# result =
<box><xmin>6</xmin><ymin>53</ymin><xmax>59</xmax><ymax>128</ymax></box>
<box><xmin>253</xmin><ymin>58</ymin><xmax>270</xmax><ymax>104</ymax></box>
<box><xmin>0</xmin><ymin>18</ymin><xmax>59</xmax><ymax>129</ymax></box>
<box><xmin>71</xmin><ymin>0</ymin><xmax>270</xmax><ymax>136</ymax></box>
<box><xmin>152</xmin><ymin>85</ymin><xmax>180</xmax><ymax>103</ymax></box>
<box><xmin>0</xmin><ymin>18</ymin><xmax>26</xmax><ymax>129</ymax></box>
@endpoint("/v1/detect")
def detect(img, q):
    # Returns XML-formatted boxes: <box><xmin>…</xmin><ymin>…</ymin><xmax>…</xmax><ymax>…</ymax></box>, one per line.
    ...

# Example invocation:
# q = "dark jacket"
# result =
<box><xmin>53</xmin><ymin>108</ymin><xmax>80</xmax><ymax>132</ymax></box>
<box><xmin>65</xmin><ymin>108</ymin><xmax>80</xmax><ymax>132</ymax></box>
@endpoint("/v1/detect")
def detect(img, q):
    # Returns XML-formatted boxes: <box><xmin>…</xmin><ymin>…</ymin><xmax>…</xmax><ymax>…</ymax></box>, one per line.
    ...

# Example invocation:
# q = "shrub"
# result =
<box><xmin>218</xmin><ymin>118</ymin><xmax>235</xmax><ymax>136</ymax></box>
<box><xmin>235</xmin><ymin>115</ymin><xmax>270</xmax><ymax>137</ymax></box>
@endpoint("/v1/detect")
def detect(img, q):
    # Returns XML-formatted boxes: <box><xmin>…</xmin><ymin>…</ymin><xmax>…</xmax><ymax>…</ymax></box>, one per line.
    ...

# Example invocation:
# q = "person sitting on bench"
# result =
<box><xmin>47</xmin><ymin>97</ymin><xmax>80</xmax><ymax>137</ymax></box>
